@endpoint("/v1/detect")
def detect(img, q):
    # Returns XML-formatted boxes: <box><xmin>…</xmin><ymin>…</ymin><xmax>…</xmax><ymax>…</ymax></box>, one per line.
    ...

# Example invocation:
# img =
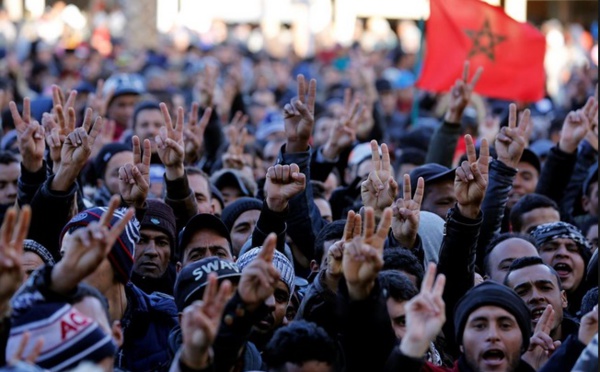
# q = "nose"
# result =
<box><xmin>528</xmin><ymin>287</ymin><xmax>545</xmax><ymax>305</ymax></box>
<box><xmin>143</xmin><ymin>240</ymin><xmax>158</xmax><ymax>257</ymax></box>
<box><xmin>6</xmin><ymin>182</ymin><xmax>17</xmax><ymax>197</ymax></box>
<box><xmin>264</xmin><ymin>294</ymin><xmax>275</xmax><ymax>311</ymax></box>
<box><xmin>486</xmin><ymin>323</ymin><xmax>501</xmax><ymax>341</ymax></box>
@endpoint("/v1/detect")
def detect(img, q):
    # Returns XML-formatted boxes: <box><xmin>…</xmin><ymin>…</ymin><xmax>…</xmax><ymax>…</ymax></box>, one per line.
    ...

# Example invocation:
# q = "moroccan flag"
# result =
<box><xmin>416</xmin><ymin>0</ymin><xmax>546</xmax><ymax>102</ymax></box>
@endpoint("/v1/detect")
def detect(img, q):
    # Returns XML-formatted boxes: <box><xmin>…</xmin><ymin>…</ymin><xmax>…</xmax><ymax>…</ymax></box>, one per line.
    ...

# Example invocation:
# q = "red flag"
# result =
<box><xmin>416</xmin><ymin>0</ymin><xmax>546</xmax><ymax>102</ymax></box>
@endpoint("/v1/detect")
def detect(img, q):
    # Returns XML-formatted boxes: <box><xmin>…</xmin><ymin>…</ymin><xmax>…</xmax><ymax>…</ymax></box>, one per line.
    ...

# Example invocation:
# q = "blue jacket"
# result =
<box><xmin>116</xmin><ymin>283</ymin><xmax>179</xmax><ymax>372</ymax></box>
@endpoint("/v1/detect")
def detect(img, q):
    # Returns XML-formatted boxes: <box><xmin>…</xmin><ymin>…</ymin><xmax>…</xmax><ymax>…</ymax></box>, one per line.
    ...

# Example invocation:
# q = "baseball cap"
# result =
<box><xmin>210</xmin><ymin>169</ymin><xmax>256</xmax><ymax>198</ymax></box>
<box><xmin>409</xmin><ymin>163</ymin><xmax>455</xmax><ymax>195</ymax></box>
<box><xmin>103</xmin><ymin>73</ymin><xmax>145</xmax><ymax>104</ymax></box>
<box><xmin>174</xmin><ymin>257</ymin><xmax>241</xmax><ymax>311</ymax></box>
<box><xmin>519</xmin><ymin>148</ymin><xmax>541</xmax><ymax>174</ymax></box>
<box><xmin>178</xmin><ymin>214</ymin><xmax>233</xmax><ymax>259</ymax></box>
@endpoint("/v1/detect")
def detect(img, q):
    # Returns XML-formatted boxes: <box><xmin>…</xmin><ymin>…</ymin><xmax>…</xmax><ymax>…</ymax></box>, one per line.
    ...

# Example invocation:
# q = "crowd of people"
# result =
<box><xmin>0</xmin><ymin>4</ymin><xmax>598</xmax><ymax>372</ymax></box>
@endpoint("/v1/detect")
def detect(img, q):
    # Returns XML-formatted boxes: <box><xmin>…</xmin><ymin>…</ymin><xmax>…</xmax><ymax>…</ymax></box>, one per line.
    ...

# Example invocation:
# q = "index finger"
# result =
<box><xmin>65</xmin><ymin>90</ymin><xmax>77</xmax><ymax>110</ymax></box>
<box><xmin>478</xmin><ymin>138</ymin><xmax>490</xmax><ymax>168</ymax></box>
<box><xmin>414</xmin><ymin>177</ymin><xmax>425</xmax><ymax>206</ymax></box>
<box><xmin>189</xmin><ymin>102</ymin><xmax>199</xmax><ymax>126</ymax></box>
<box><xmin>307</xmin><ymin>78</ymin><xmax>317</xmax><ymax>114</ymax></box>
<box><xmin>23</xmin><ymin>97</ymin><xmax>31</xmax><ymax>123</ymax></box>
<box><xmin>52</xmin><ymin>85</ymin><xmax>64</xmax><ymax>107</ymax></box>
<box><xmin>508</xmin><ymin>103</ymin><xmax>517</xmax><ymax>129</ymax></box>
<box><xmin>11</xmin><ymin>205</ymin><xmax>31</xmax><ymax>255</ymax></box>
<box><xmin>258</xmin><ymin>233</ymin><xmax>277</xmax><ymax>263</ymax></box>
<box><xmin>343</xmin><ymin>210</ymin><xmax>357</xmax><ymax>241</ymax></box>
<box><xmin>403</xmin><ymin>174</ymin><xmax>412</xmax><ymax>201</ymax></box>
<box><xmin>381</xmin><ymin>143</ymin><xmax>391</xmax><ymax>172</ymax></box>
<box><xmin>462</xmin><ymin>60</ymin><xmax>470</xmax><ymax>82</ymax></box>
<box><xmin>8</xmin><ymin>101</ymin><xmax>23</xmax><ymax>128</ymax></box>
<box><xmin>132</xmin><ymin>135</ymin><xmax>142</xmax><ymax>164</ymax></box>
<box><xmin>465</xmin><ymin>134</ymin><xmax>477</xmax><ymax>164</ymax></box>
<box><xmin>518</xmin><ymin>109</ymin><xmax>531</xmax><ymax>136</ymax></box>
<box><xmin>537</xmin><ymin>305</ymin><xmax>554</xmax><ymax>334</ymax></box>
<box><xmin>370</xmin><ymin>140</ymin><xmax>381</xmax><ymax>170</ymax></box>
<box><xmin>375</xmin><ymin>208</ymin><xmax>393</xmax><ymax>242</ymax></box>
<box><xmin>160</xmin><ymin>102</ymin><xmax>173</xmax><ymax>132</ymax></box>
<box><xmin>175</xmin><ymin>106</ymin><xmax>184</xmax><ymax>134</ymax></box>
<box><xmin>81</xmin><ymin>108</ymin><xmax>93</xmax><ymax>133</ymax></box>
<box><xmin>421</xmin><ymin>262</ymin><xmax>437</xmax><ymax>293</ymax></box>
<box><xmin>199</xmin><ymin>107</ymin><xmax>212</xmax><ymax>133</ymax></box>
<box><xmin>100</xmin><ymin>195</ymin><xmax>121</xmax><ymax>227</ymax></box>
<box><xmin>297</xmin><ymin>74</ymin><xmax>306</xmax><ymax>103</ymax></box>
<box><xmin>107</xmin><ymin>207</ymin><xmax>135</xmax><ymax>243</ymax></box>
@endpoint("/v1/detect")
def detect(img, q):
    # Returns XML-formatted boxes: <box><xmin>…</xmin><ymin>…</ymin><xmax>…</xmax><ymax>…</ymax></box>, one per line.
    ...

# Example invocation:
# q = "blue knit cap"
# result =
<box><xmin>60</xmin><ymin>207</ymin><xmax>140</xmax><ymax>284</ymax></box>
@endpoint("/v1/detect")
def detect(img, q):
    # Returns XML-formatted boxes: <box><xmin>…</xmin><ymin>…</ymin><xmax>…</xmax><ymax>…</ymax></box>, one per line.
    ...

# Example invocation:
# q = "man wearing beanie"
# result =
<box><xmin>530</xmin><ymin>221</ymin><xmax>592</xmax><ymax>315</ymax></box>
<box><xmin>236</xmin><ymin>246</ymin><xmax>295</xmax><ymax>351</ymax></box>
<box><xmin>221</xmin><ymin>196</ymin><xmax>263</xmax><ymax>257</ymax></box>
<box><xmin>387</xmin><ymin>278</ymin><xmax>535</xmax><ymax>372</ymax></box>
<box><xmin>60</xmin><ymin>203</ymin><xmax>178</xmax><ymax>372</ymax></box>
<box><xmin>131</xmin><ymin>199</ymin><xmax>178</xmax><ymax>295</ymax></box>
<box><xmin>93</xmin><ymin>142</ymin><xmax>133</xmax><ymax>206</ymax></box>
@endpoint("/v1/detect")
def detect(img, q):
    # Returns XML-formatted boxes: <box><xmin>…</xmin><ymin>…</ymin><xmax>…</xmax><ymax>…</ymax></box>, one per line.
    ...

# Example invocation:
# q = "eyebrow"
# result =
<box><xmin>498</xmin><ymin>258</ymin><xmax>515</xmax><ymax>267</ymax></box>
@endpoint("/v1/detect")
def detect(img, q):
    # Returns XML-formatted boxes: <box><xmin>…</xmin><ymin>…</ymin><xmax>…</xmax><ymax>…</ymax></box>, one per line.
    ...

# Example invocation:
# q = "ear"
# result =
<box><xmin>582</xmin><ymin>195</ymin><xmax>591</xmax><ymax>214</ymax></box>
<box><xmin>111</xmin><ymin>320</ymin><xmax>124</xmax><ymax>348</ymax></box>
<box><xmin>560</xmin><ymin>290</ymin><xmax>568</xmax><ymax>309</ymax></box>
<box><xmin>176</xmin><ymin>261</ymin><xmax>182</xmax><ymax>274</ymax></box>
<box><xmin>309</xmin><ymin>259</ymin><xmax>320</xmax><ymax>273</ymax></box>
<box><xmin>459</xmin><ymin>345</ymin><xmax>464</xmax><ymax>354</ymax></box>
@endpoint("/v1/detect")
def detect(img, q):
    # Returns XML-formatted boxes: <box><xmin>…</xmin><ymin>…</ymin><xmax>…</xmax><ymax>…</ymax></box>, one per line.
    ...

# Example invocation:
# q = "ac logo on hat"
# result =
<box><xmin>61</xmin><ymin>309</ymin><xmax>92</xmax><ymax>340</ymax></box>
<box><xmin>193</xmin><ymin>260</ymin><xmax>239</xmax><ymax>282</ymax></box>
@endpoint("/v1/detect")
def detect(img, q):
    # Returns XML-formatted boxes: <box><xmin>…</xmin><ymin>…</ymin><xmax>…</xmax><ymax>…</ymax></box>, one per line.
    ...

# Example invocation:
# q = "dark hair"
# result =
<box><xmin>379</xmin><ymin>270</ymin><xmax>418</xmax><ymax>302</ymax></box>
<box><xmin>311</xmin><ymin>181</ymin><xmax>327</xmax><ymax>200</ymax></box>
<box><xmin>579</xmin><ymin>287</ymin><xmax>598</xmax><ymax>318</ymax></box>
<box><xmin>504</xmin><ymin>256</ymin><xmax>563</xmax><ymax>291</ymax></box>
<box><xmin>263</xmin><ymin>320</ymin><xmax>336</xmax><ymax>371</ymax></box>
<box><xmin>510</xmin><ymin>193</ymin><xmax>559</xmax><ymax>232</ymax></box>
<box><xmin>396</xmin><ymin>148</ymin><xmax>426</xmax><ymax>168</ymax></box>
<box><xmin>383</xmin><ymin>248</ymin><xmax>424</xmax><ymax>288</ymax></box>
<box><xmin>314</xmin><ymin>220</ymin><xmax>345</xmax><ymax>266</ymax></box>
<box><xmin>580</xmin><ymin>215</ymin><xmax>598</xmax><ymax>237</ymax></box>
<box><xmin>132</xmin><ymin>100</ymin><xmax>161</xmax><ymax>129</ymax></box>
<box><xmin>0</xmin><ymin>150</ymin><xmax>19</xmax><ymax>165</ymax></box>
<box><xmin>71</xmin><ymin>283</ymin><xmax>111</xmax><ymax>323</ymax></box>
<box><xmin>483</xmin><ymin>232</ymin><xmax>538</xmax><ymax>276</ymax></box>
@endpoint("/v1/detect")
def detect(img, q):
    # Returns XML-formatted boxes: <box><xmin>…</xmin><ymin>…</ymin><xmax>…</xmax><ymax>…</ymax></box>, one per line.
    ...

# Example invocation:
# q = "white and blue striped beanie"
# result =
<box><xmin>6</xmin><ymin>302</ymin><xmax>116</xmax><ymax>371</ymax></box>
<box><xmin>236</xmin><ymin>247</ymin><xmax>295</xmax><ymax>296</ymax></box>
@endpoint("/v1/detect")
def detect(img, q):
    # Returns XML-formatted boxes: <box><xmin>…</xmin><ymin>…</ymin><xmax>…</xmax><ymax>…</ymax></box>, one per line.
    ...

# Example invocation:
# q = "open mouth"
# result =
<box><xmin>553</xmin><ymin>263</ymin><xmax>572</xmax><ymax>278</ymax></box>
<box><xmin>531</xmin><ymin>306</ymin><xmax>547</xmax><ymax>322</ymax></box>
<box><xmin>482</xmin><ymin>349</ymin><xmax>505</xmax><ymax>365</ymax></box>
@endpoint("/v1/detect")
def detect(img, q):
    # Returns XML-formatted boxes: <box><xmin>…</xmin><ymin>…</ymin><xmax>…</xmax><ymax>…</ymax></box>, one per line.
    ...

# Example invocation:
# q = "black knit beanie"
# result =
<box><xmin>220</xmin><ymin>197</ymin><xmax>263</xmax><ymax>232</ymax></box>
<box><xmin>454</xmin><ymin>281</ymin><xmax>531</xmax><ymax>351</ymax></box>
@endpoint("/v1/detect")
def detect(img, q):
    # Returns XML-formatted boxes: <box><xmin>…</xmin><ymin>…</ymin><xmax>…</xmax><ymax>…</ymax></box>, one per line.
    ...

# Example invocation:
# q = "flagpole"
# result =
<box><xmin>410</xmin><ymin>18</ymin><xmax>426</xmax><ymax>127</ymax></box>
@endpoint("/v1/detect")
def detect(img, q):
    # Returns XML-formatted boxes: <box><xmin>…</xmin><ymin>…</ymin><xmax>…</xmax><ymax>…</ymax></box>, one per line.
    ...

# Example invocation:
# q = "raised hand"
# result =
<box><xmin>392</xmin><ymin>174</ymin><xmax>424</xmax><ymax>249</ymax></box>
<box><xmin>361</xmin><ymin>140</ymin><xmax>399</xmax><ymax>215</ymax></box>
<box><xmin>51</xmin><ymin>85</ymin><xmax>77</xmax><ymax>124</ymax></box>
<box><xmin>86</xmin><ymin>79</ymin><xmax>112</xmax><ymax>118</ymax></box>
<box><xmin>445</xmin><ymin>61</ymin><xmax>483</xmax><ymax>124</ymax></box>
<box><xmin>560</xmin><ymin>97</ymin><xmax>597</xmax><ymax>154</ymax></box>
<box><xmin>455</xmin><ymin>135</ymin><xmax>490</xmax><ymax>219</ymax></box>
<box><xmin>283</xmin><ymin>74</ymin><xmax>317</xmax><ymax>153</ymax></box>
<box><xmin>343</xmin><ymin>207</ymin><xmax>393</xmax><ymax>300</ymax></box>
<box><xmin>400</xmin><ymin>263</ymin><xmax>447</xmax><ymax>358</ymax></box>
<box><xmin>495</xmin><ymin>104</ymin><xmax>530</xmax><ymax>169</ymax></box>
<box><xmin>583</xmin><ymin>92</ymin><xmax>598</xmax><ymax>151</ymax></box>
<box><xmin>42</xmin><ymin>101</ymin><xmax>77</xmax><ymax>173</ymax></box>
<box><xmin>180</xmin><ymin>273</ymin><xmax>232</xmax><ymax>370</ymax></box>
<box><xmin>183</xmin><ymin>103</ymin><xmax>212</xmax><ymax>164</ymax></box>
<box><xmin>9</xmin><ymin>98</ymin><xmax>45</xmax><ymax>172</ymax></box>
<box><xmin>119</xmin><ymin>136</ymin><xmax>151</xmax><ymax>208</ymax></box>
<box><xmin>322</xmin><ymin>89</ymin><xmax>361</xmax><ymax>160</ymax></box>
<box><xmin>223</xmin><ymin>114</ymin><xmax>249</xmax><ymax>171</ymax></box>
<box><xmin>51</xmin><ymin>196</ymin><xmax>135</xmax><ymax>294</ymax></box>
<box><xmin>9</xmin><ymin>331</ymin><xmax>44</xmax><ymax>366</ymax></box>
<box><xmin>157</xmin><ymin>103</ymin><xmax>185</xmax><ymax>173</ymax></box>
<box><xmin>199</xmin><ymin>64</ymin><xmax>218</xmax><ymax>108</ymax></box>
<box><xmin>237</xmin><ymin>233</ymin><xmax>280</xmax><ymax>311</ymax></box>
<box><xmin>522</xmin><ymin>305</ymin><xmax>561</xmax><ymax>370</ymax></box>
<box><xmin>325</xmin><ymin>210</ymin><xmax>362</xmax><ymax>278</ymax></box>
<box><xmin>578</xmin><ymin>304</ymin><xmax>598</xmax><ymax>345</ymax></box>
<box><xmin>57</xmin><ymin>108</ymin><xmax>102</xmax><ymax>173</ymax></box>
<box><xmin>264</xmin><ymin>163</ymin><xmax>306</xmax><ymax>213</ymax></box>
<box><xmin>0</xmin><ymin>206</ymin><xmax>31</xmax><ymax>312</ymax></box>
